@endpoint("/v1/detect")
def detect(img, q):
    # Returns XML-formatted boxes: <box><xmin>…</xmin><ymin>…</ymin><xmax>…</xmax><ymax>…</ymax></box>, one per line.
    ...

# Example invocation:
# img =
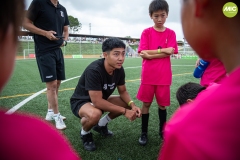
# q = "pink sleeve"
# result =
<box><xmin>158</xmin><ymin>108</ymin><xmax>196</xmax><ymax>160</ymax></box>
<box><xmin>0</xmin><ymin>111</ymin><xmax>81</xmax><ymax>160</ymax></box>
<box><xmin>138</xmin><ymin>29</ymin><xmax>149</xmax><ymax>53</ymax></box>
<box><xmin>159</xmin><ymin>131</ymin><xmax>196</xmax><ymax>160</ymax></box>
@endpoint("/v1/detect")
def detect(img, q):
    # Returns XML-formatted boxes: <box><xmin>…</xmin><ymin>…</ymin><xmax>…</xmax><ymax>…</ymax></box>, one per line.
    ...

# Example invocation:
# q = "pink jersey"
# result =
<box><xmin>201</xmin><ymin>58</ymin><xmax>227</xmax><ymax>87</ymax></box>
<box><xmin>138</xmin><ymin>27</ymin><xmax>178</xmax><ymax>85</ymax></box>
<box><xmin>159</xmin><ymin>67</ymin><xmax>240</xmax><ymax>160</ymax></box>
<box><xmin>0</xmin><ymin>111</ymin><xmax>80</xmax><ymax>160</ymax></box>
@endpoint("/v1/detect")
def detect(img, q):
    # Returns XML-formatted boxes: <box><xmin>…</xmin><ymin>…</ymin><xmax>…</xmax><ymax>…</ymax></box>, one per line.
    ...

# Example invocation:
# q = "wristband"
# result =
<box><xmin>157</xmin><ymin>48</ymin><xmax>161</xmax><ymax>54</ymax></box>
<box><xmin>128</xmin><ymin>100</ymin><xmax>133</xmax><ymax>107</ymax></box>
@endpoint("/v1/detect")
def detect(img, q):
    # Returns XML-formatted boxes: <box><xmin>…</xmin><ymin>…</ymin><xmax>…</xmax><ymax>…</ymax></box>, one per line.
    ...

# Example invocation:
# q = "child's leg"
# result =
<box><xmin>141</xmin><ymin>102</ymin><xmax>151</xmax><ymax>133</ymax></box>
<box><xmin>156</xmin><ymin>85</ymin><xmax>170</xmax><ymax>139</ymax></box>
<box><xmin>158</xmin><ymin>107</ymin><xmax>166</xmax><ymax>139</ymax></box>
<box><xmin>136</xmin><ymin>84</ymin><xmax>154</xmax><ymax>145</ymax></box>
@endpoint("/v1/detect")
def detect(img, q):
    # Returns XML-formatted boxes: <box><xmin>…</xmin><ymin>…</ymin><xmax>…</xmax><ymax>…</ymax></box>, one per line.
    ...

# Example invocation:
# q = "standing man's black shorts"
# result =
<box><xmin>36</xmin><ymin>48</ymin><xmax>65</xmax><ymax>82</ymax></box>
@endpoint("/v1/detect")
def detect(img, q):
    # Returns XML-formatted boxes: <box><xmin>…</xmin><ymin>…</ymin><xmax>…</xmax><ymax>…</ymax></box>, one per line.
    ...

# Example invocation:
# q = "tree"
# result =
<box><xmin>68</xmin><ymin>15</ymin><xmax>82</xmax><ymax>33</ymax></box>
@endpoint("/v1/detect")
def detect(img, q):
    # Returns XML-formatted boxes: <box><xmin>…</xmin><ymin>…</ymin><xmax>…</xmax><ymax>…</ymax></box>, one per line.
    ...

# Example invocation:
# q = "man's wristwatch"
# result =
<box><xmin>63</xmin><ymin>40</ymin><xmax>67</xmax><ymax>46</ymax></box>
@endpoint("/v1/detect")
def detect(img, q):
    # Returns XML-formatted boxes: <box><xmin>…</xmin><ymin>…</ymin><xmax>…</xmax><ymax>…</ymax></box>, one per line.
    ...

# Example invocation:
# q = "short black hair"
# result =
<box><xmin>149</xmin><ymin>0</ymin><xmax>169</xmax><ymax>16</ymax></box>
<box><xmin>0</xmin><ymin>0</ymin><xmax>25</xmax><ymax>43</ymax></box>
<box><xmin>176</xmin><ymin>82</ymin><xmax>206</xmax><ymax>106</ymax></box>
<box><xmin>102</xmin><ymin>38</ymin><xmax>126</xmax><ymax>52</ymax></box>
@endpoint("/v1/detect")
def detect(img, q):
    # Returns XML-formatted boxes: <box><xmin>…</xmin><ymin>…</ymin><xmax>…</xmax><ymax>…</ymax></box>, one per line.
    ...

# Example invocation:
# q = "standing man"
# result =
<box><xmin>70</xmin><ymin>38</ymin><xmax>141</xmax><ymax>151</ymax></box>
<box><xmin>23</xmin><ymin>0</ymin><xmax>69</xmax><ymax>130</ymax></box>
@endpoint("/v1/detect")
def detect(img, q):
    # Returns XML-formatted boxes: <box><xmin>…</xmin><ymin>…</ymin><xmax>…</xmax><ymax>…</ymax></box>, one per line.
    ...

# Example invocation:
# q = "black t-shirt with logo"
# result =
<box><xmin>71</xmin><ymin>58</ymin><xmax>125</xmax><ymax>102</ymax></box>
<box><xmin>26</xmin><ymin>0</ymin><xmax>70</xmax><ymax>55</ymax></box>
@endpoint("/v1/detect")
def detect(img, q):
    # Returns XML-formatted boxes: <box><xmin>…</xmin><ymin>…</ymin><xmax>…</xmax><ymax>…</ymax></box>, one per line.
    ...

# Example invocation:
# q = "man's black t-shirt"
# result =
<box><xmin>71</xmin><ymin>58</ymin><xmax>125</xmax><ymax>102</ymax></box>
<box><xmin>26</xmin><ymin>0</ymin><xmax>70</xmax><ymax>55</ymax></box>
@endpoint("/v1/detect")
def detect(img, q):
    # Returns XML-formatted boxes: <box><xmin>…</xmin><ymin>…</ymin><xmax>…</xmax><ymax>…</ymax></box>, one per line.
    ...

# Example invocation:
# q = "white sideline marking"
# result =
<box><xmin>6</xmin><ymin>76</ymin><xmax>80</xmax><ymax>115</ymax></box>
<box><xmin>6</xmin><ymin>65</ymin><xmax>193</xmax><ymax>114</ymax></box>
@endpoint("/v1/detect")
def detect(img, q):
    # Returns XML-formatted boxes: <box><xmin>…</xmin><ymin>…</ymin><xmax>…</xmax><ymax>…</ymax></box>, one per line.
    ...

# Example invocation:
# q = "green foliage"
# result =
<box><xmin>68</xmin><ymin>15</ymin><xmax>82</xmax><ymax>33</ymax></box>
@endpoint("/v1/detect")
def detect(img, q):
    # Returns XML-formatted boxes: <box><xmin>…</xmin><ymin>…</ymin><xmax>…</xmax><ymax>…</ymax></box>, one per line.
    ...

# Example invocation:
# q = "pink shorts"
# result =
<box><xmin>136</xmin><ymin>84</ymin><xmax>170</xmax><ymax>106</ymax></box>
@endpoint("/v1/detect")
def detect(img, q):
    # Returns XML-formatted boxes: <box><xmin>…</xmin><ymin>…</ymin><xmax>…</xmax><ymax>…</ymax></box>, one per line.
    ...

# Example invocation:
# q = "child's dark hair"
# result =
<box><xmin>176</xmin><ymin>82</ymin><xmax>206</xmax><ymax>106</ymax></box>
<box><xmin>102</xmin><ymin>38</ymin><xmax>125</xmax><ymax>52</ymax></box>
<box><xmin>149</xmin><ymin>0</ymin><xmax>169</xmax><ymax>16</ymax></box>
<box><xmin>0</xmin><ymin>0</ymin><xmax>25</xmax><ymax>43</ymax></box>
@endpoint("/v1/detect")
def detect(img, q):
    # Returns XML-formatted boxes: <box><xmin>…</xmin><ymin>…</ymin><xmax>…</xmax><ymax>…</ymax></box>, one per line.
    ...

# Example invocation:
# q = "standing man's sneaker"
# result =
<box><xmin>139</xmin><ymin>132</ymin><xmax>148</xmax><ymax>146</ymax></box>
<box><xmin>45</xmin><ymin>112</ymin><xmax>66</xmax><ymax>121</ymax></box>
<box><xmin>54</xmin><ymin>114</ymin><xmax>66</xmax><ymax>130</ymax></box>
<box><xmin>81</xmin><ymin>132</ymin><xmax>96</xmax><ymax>151</ymax></box>
<box><xmin>93</xmin><ymin>124</ymin><xmax>113</xmax><ymax>136</ymax></box>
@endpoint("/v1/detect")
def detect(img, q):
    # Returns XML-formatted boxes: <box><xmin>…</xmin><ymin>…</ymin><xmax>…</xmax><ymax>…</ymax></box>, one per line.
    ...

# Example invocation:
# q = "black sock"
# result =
<box><xmin>141</xmin><ymin>113</ymin><xmax>149</xmax><ymax>133</ymax></box>
<box><xmin>158</xmin><ymin>108</ymin><xmax>167</xmax><ymax>132</ymax></box>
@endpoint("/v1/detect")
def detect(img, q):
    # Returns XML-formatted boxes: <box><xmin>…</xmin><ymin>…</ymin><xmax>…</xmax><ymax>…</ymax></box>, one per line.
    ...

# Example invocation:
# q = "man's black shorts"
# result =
<box><xmin>70</xmin><ymin>99</ymin><xmax>90</xmax><ymax>118</ymax></box>
<box><xmin>70</xmin><ymin>99</ymin><xmax>104</xmax><ymax>118</ymax></box>
<box><xmin>36</xmin><ymin>48</ymin><xmax>65</xmax><ymax>82</ymax></box>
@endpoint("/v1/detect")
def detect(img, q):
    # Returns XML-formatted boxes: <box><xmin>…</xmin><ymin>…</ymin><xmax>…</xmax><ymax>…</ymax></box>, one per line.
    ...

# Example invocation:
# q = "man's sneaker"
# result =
<box><xmin>54</xmin><ymin>115</ymin><xmax>66</xmax><ymax>130</ymax></box>
<box><xmin>92</xmin><ymin>124</ymin><xmax>113</xmax><ymax>137</ymax></box>
<box><xmin>45</xmin><ymin>112</ymin><xmax>66</xmax><ymax>121</ymax></box>
<box><xmin>81</xmin><ymin>132</ymin><xmax>96</xmax><ymax>151</ymax></box>
<box><xmin>138</xmin><ymin>132</ymin><xmax>148</xmax><ymax>146</ymax></box>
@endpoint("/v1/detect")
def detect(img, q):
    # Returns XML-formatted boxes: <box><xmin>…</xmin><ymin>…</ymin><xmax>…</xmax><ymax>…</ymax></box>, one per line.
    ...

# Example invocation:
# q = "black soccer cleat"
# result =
<box><xmin>159</xmin><ymin>131</ymin><xmax>164</xmax><ymax>140</ymax></box>
<box><xmin>138</xmin><ymin>132</ymin><xmax>148</xmax><ymax>146</ymax></box>
<box><xmin>92</xmin><ymin>124</ymin><xmax>113</xmax><ymax>137</ymax></box>
<box><xmin>80</xmin><ymin>132</ymin><xmax>96</xmax><ymax>151</ymax></box>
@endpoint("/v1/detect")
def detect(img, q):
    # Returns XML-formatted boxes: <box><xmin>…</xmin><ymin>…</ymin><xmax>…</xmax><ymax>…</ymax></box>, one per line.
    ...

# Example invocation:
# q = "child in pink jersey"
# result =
<box><xmin>159</xmin><ymin>0</ymin><xmax>240</xmax><ymax>159</ymax></box>
<box><xmin>196</xmin><ymin>58</ymin><xmax>227</xmax><ymax>87</ymax></box>
<box><xmin>0</xmin><ymin>0</ymin><xmax>80</xmax><ymax>159</ymax></box>
<box><xmin>176</xmin><ymin>82</ymin><xmax>219</xmax><ymax>107</ymax></box>
<box><xmin>137</xmin><ymin>0</ymin><xmax>178</xmax><ymax>146</ymax></box>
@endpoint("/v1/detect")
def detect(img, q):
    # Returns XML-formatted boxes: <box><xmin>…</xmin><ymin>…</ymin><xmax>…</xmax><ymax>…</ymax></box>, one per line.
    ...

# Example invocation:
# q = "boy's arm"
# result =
<box><xmin>140</xmin><ymin>51</ymin><xmax>169</xmax><ymax>59</ymax></box>
<box><xmin>142</xmin><ymin>47</ymin><xmax>175</xmax><ymax>55</ymax></box>
<box><xmin>140</xmin><ymin>48</ymin><xmax>175</xmax><ymax>59</ymax></box>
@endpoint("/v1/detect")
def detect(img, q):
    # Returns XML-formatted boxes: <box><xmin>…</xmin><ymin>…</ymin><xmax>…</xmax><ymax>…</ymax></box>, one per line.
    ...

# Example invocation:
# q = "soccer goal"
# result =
<box><xmin>23</xmin><ymin>49</ymin><xmax>35</xmax><ymax>59</ymax></box>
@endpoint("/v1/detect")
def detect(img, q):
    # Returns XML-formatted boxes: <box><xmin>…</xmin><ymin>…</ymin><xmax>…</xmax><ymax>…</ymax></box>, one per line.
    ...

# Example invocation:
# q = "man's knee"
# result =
<box><xmin>46</xmin><ymin>80</ymin><xmax>58</xmax><ymax>90</ymax></box>
<box><xmin>80</xmin><ymin>106</ymin><xmax>102</xmax><ymax>125</ymax></box>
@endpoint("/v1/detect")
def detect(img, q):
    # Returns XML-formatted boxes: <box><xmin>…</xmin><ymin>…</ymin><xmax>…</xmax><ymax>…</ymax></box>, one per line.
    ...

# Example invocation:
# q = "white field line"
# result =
<box><xmin>6</xmin><ymin>76</ymin><xmax>80</xmax><ymax>115</ymax></box>
<box><xmin>6</xmin><ymin>65</ymin><xmax>192</xmax><ymax>114</ymax></box>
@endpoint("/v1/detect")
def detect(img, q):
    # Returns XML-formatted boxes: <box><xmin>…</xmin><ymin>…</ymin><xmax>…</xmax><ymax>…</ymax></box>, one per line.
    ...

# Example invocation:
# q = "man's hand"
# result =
<box><xmin>45</xmin><ymin>30</ymin><xmax>59</xmax><ymax>41</ymax></box>
<box><xmin>124</xmin><ymin>109</ymin><xmax>137</xmax><ymax>121</ymax></box>
<box><xmin>140</xmin><ymin>51</ymin><xmax>151</xmax><ymax>59</ymax></box>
